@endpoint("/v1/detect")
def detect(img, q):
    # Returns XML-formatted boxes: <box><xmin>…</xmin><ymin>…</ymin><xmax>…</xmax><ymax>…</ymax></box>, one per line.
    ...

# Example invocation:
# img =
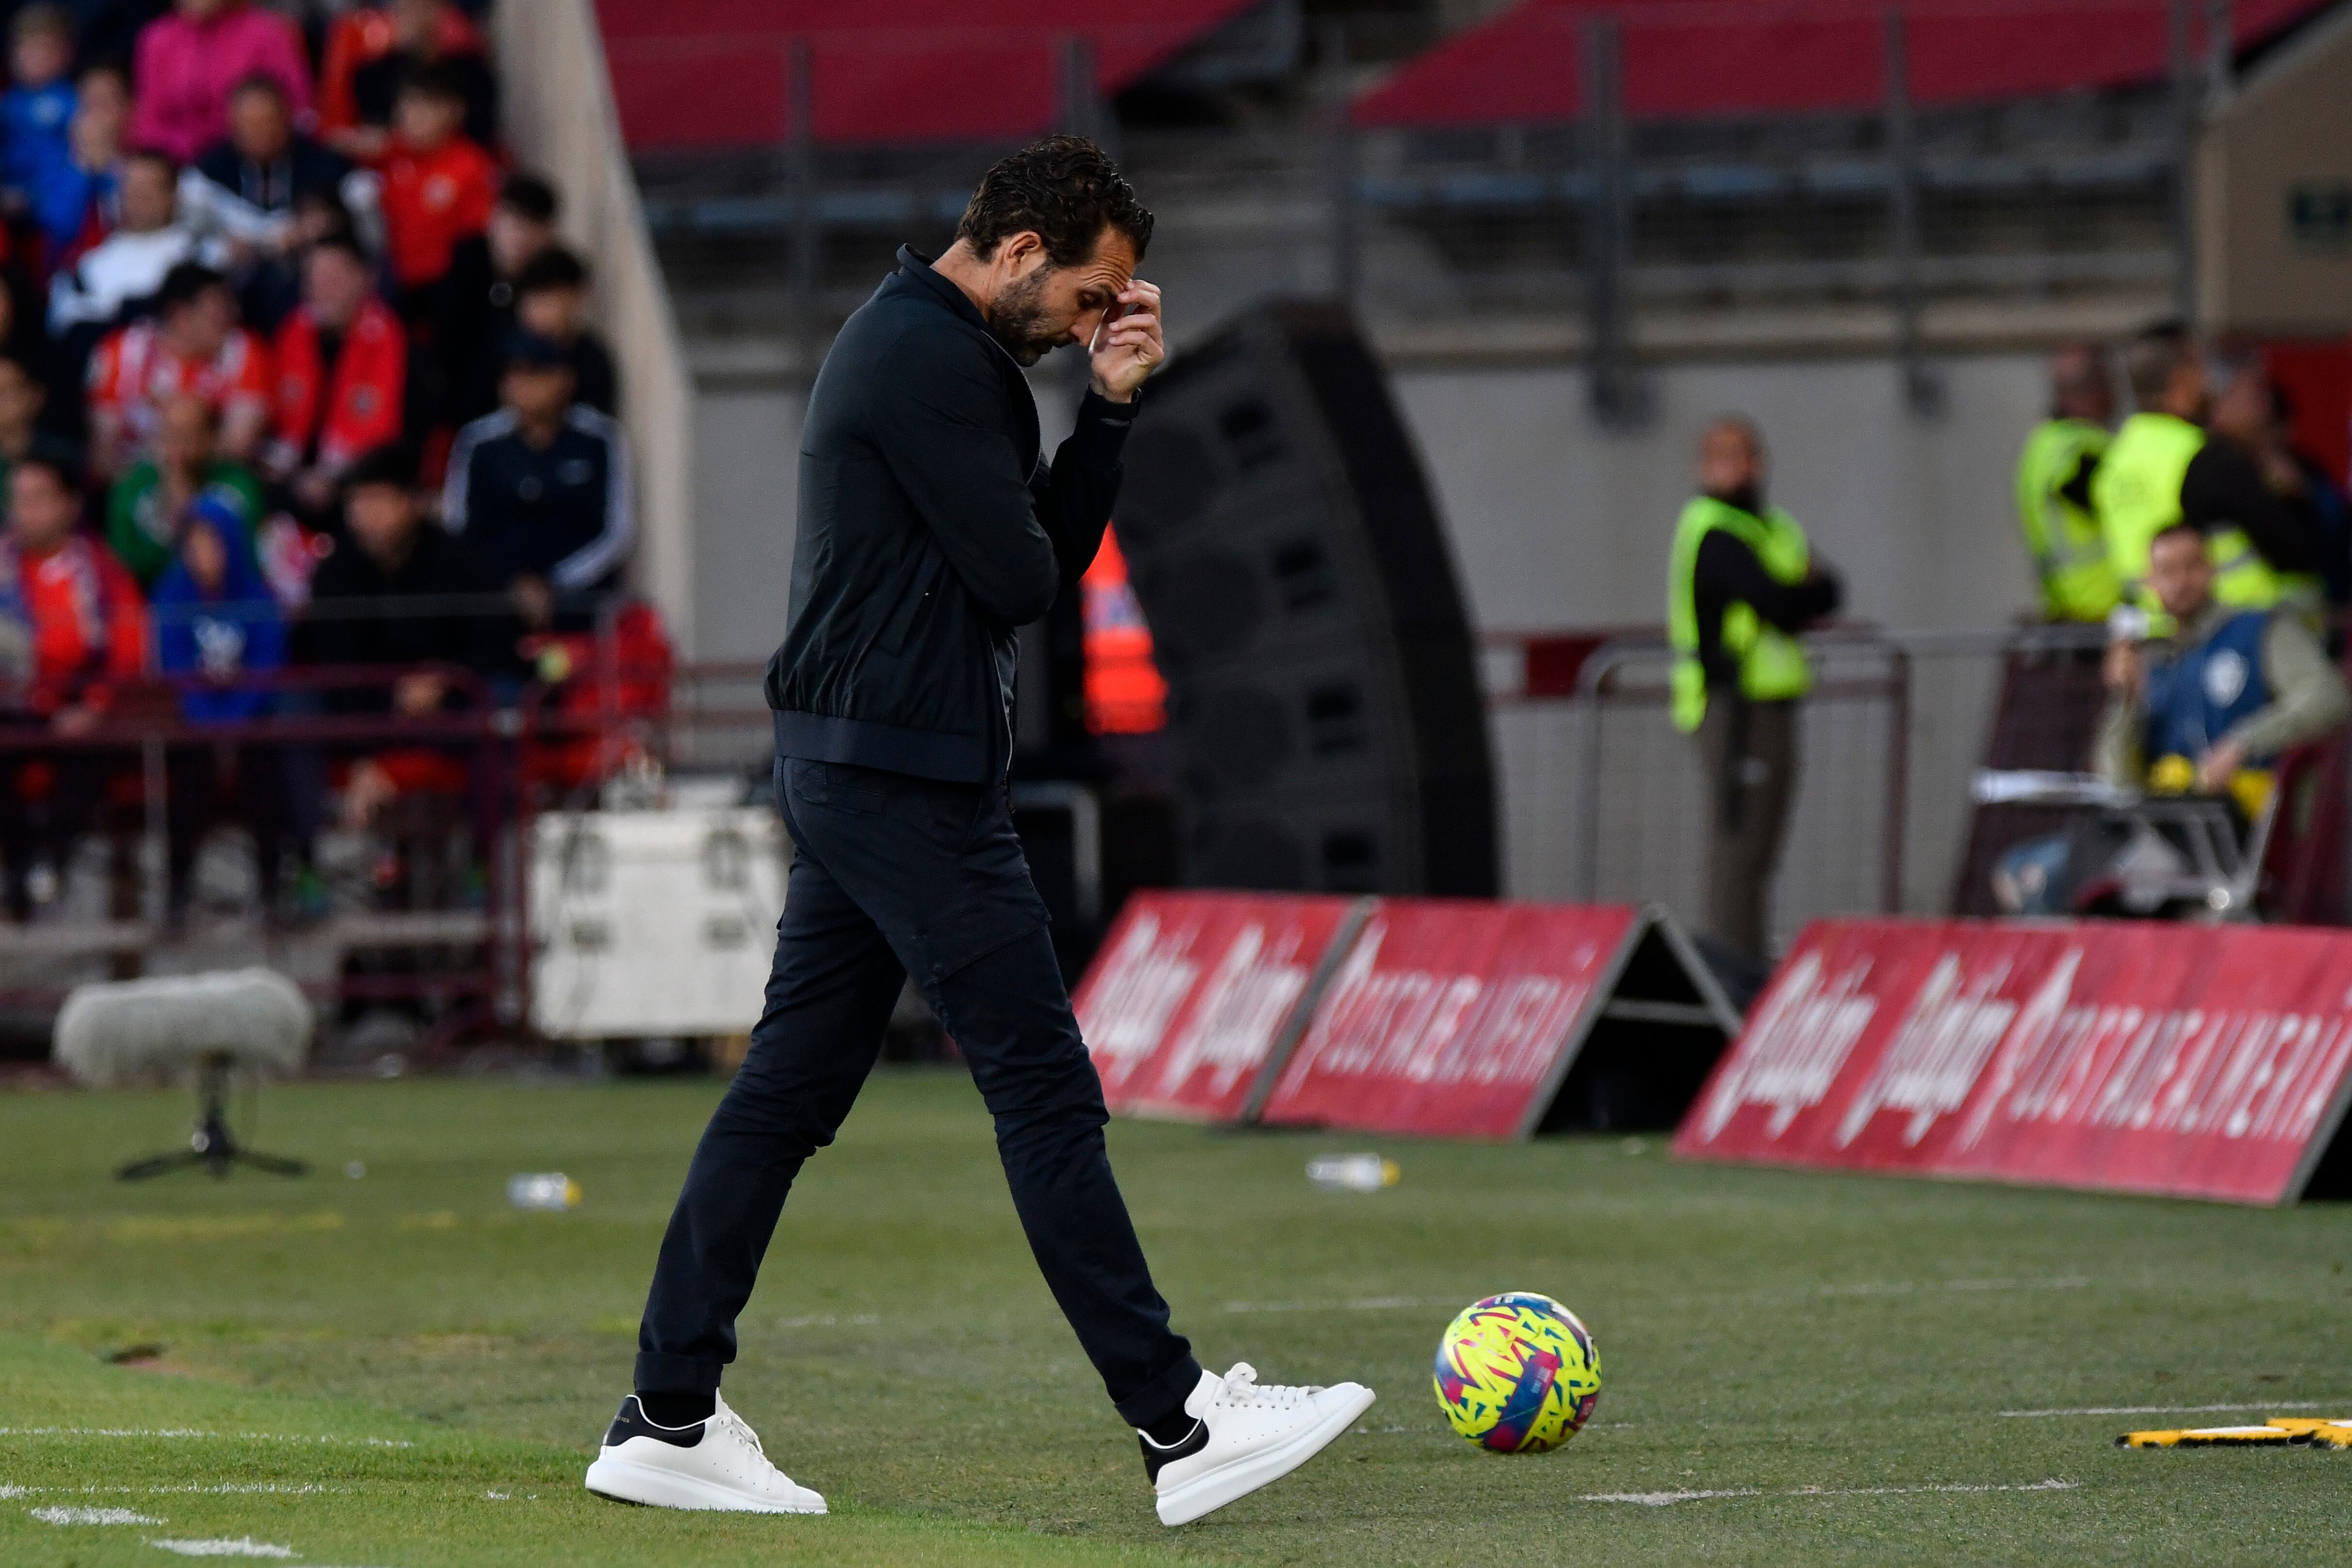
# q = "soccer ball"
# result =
<box><xmin>1432</xmin><ymin>1292</ymin><xmax>1601</xmax><ymax>1453</ymax></box>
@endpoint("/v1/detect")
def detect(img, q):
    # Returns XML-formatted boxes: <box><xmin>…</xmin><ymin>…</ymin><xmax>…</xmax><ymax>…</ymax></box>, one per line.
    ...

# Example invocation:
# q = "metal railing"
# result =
<box><xmin>1484</xmin><ymin>621</ymin><xmax>2112</xmax><ymax>950</ymax></box>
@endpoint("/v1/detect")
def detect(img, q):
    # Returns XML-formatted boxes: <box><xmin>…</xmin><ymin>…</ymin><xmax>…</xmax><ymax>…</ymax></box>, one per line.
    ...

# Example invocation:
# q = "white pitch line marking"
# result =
<box><xmin>146</xmin><ymin>1538</ymin><xmax>296</xmax><ymax>1558</ymax></box>
<box><xmin>32</xmin><ymin>1505</ymin><xmax>165</xmax><ymax>1525</ymax></box>
<box><xmin>1999</xmin><ymin>1400</ymin><xmax>2352</xmax><ymax>1418</ymax></box>
<box><xmin>1221</xmin><ymin>1278</ymin><xmax>2097</xmax><ymax>1317</ymax></box>
<box><xmin>0</xmin><ymin>1427</ymin><xmax>410</xmax><ymax>1447</ymax></box>
<box><xmin>1582</xmin><ymin>1479</ymin><xmax>2082</xmax><ymax>1506</ymax></box>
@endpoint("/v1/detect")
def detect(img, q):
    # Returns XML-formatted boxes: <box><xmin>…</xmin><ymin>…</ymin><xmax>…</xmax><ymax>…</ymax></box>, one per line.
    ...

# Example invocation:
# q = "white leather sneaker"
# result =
<box><xmin>1144</xmin><ymin>1362</ymin><xmax>1375</xmax><ymax>1526</ymax></box>
<box><xmin>584</xmin><ymin>1393</ymin><xmax>826</xmax><ymax>1514</ymax></box>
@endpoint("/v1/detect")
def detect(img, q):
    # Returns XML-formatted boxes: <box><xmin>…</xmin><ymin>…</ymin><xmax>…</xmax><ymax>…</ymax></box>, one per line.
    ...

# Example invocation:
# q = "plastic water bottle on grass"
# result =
<box><xmin>507</xmin><ymin>1173</ymin><xmax>581</xmax><ymax>1210</ymax></box>
<box><xmin>1307</xmin><ymin>1154</ymin><xmax>1399</xmax><ymax>1193</ymax></box>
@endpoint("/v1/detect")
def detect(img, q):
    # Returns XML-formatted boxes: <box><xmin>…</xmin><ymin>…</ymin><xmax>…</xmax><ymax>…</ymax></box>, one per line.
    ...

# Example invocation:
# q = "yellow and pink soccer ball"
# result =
<box><xmin>1433</xmin><ymin>1292</ymin><xmax>1601</xmax><ymax>1453</ymax></box>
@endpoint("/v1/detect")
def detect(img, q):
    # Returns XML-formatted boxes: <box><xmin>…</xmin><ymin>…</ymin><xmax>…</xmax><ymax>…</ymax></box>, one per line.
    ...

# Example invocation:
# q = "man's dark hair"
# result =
<box><xmin>125</xmin><ymin>147</ymin><xmax>179</xmax><ymax>180</ymax></box>
<box><xmin>157</xmin><ymin>261</ymin><xmax>227</xmax><ymax>315</ymax></box>
<box><xmin>2150</xmin><ymin>519</ymin><xmax>2205</xmax><ymax>551</ymax></box>
<box><xmin>498</xmin><ymin>172</ymin><xmax>560</xmax><ymax>225</ymax></box>
<box><xmin>2126</xmin><ymin>320</ymin><xmax>2195</xmax><ymax>408</ymax></box>
<box><xmin>396</xmin><ymin>60</ymin><xmax>468</xmax><ymax>106</ymax></box>
<box><xmin>13</xmin><ymin>4</ymin><xmax>71</xmax><ymax>44</ymax></box>
<box><xmin>230</xmin><ymin>71</ymin><xmax>288</xmax><ymax>107</ymax></box>
<box><xmin>953</xmin><ymin>135</ymin><xmax>1152</xmax><ymax>268</ymax></box>
<box><xmin>343</xmin><ymin>442</ymin><xmax>420</xmax><ymax>494</ymax></box>
<box><xmin>515</xmin><ymin>246</ymin><xmax>588</xmax><ymax>297</ymax></box>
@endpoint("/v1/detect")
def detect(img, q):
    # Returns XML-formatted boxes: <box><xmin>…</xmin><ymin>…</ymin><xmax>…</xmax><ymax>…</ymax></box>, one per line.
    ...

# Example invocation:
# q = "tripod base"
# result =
<box><xmin>117</xmin><ymin>1054</ymin><xmax>308</xmax><ymax>1181</ymax></box>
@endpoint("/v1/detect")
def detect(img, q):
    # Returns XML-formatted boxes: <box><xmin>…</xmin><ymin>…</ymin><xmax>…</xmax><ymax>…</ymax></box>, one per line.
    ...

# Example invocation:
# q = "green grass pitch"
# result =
<box><xmin>0</xmin><ymin>1068</ymin><xmax>2347</xmax><ymax>1566</ymax></box>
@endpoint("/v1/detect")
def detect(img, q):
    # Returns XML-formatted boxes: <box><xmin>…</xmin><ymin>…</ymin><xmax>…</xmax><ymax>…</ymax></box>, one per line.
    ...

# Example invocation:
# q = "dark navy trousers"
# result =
<box><xmin>634</xmin><ymin>755</ymin><xmax>1202</xmax><ymax>1427</ymax></box>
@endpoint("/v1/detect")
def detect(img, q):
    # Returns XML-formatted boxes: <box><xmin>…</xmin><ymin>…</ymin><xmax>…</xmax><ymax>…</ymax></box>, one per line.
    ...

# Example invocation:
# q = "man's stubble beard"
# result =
<box><xmin>986</xmin><ymin>268</ymin><xmax>1065</xmax><ymax>367</ymax></box>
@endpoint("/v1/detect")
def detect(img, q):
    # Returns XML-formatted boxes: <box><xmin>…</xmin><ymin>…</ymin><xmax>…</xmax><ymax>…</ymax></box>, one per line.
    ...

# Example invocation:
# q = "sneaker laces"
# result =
<box><xmin>713</xmin><ymin>1398</ymin><xmax>768</xmax><ymax>1461</ymax></box>
<box><xmin>1216</xmin><ymin>1363</ymin><xmax>1317</xmax><ymax>1410</ymax></box>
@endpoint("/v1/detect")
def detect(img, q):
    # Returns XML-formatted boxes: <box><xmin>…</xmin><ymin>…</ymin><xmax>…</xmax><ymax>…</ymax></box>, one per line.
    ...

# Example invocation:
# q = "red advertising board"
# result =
<box><xmin>1075</xmin><ymin>891</ymin><xmax>1362</xmax><ymax>1120</ymax></box>
<box><xmin>1255</xmin><ymin>900</ymin><xmax>1647</xmax><ymax>1139</ymax></box>
<box><xmin>1675</xmin><ymin>919</ymin><xmax>2352</xmax><ymax>1205</ymax></box>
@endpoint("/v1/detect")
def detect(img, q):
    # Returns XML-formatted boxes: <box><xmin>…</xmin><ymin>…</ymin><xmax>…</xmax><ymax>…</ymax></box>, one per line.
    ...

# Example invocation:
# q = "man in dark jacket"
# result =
<box><xmin>590</xmin><ymin>136</ymin><xmax>1372</xmax><ymax>1530</ymax></box>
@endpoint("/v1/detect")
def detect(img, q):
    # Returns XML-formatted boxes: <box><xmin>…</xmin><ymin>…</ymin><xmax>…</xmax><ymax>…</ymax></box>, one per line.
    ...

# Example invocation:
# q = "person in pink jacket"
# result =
<box><xmin>130</xmin><ymin>0</ymin><xmax>314</xmax><ymax>164</ymax></box>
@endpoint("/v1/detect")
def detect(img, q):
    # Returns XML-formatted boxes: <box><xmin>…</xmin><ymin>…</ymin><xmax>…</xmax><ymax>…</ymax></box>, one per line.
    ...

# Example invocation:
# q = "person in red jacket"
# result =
<box><xmin>269</xmin><ymin>234</ymin><xmax>406</xmax><ymax>522</ymax></box>
<box><xmin>376</xmin><ymin>63</ymin><xmax>496</xmax><ymax>313</ymax></box>
<box><xmin>0</xmin><ymin>447</ymin><xmax>149</xmax><ymax>919</ymax></box>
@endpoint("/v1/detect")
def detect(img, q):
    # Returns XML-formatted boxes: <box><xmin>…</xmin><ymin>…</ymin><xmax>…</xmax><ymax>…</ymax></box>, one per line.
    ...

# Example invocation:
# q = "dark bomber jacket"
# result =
<box><xmin>765</xmin><ymin>245</ymin><xmax>1134</xmax><ymax>782</ymax></box>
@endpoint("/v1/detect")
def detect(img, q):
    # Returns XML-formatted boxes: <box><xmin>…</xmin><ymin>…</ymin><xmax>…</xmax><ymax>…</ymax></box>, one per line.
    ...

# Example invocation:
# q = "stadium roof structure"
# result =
<box><xmin>594</xmin><ymin>0</ymin><xmax>1258</xmax><ymax>150</ymax></box>
<box><xmin>1352</xmin><ymin>0</ymin><xmax>2338</xmax><ymax>127</ymax></box>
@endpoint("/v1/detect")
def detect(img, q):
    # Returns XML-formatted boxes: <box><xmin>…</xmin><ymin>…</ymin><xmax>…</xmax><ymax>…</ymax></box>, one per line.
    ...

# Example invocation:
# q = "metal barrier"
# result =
<box><xmin>1485</xmin><ymin>622</ymin><xmax>2111</xmax><ymax>951</ymax></box>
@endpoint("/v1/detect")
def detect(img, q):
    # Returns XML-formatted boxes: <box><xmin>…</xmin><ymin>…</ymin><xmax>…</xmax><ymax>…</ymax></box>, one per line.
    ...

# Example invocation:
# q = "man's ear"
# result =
<box><xmin>997</xmin><ymin>230</ymin><xmax>1048</xmax><ymax>278</ymax></box>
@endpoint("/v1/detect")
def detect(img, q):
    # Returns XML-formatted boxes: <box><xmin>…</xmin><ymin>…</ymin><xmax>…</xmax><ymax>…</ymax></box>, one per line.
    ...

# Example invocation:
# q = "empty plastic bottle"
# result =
<box><xmin>507</xmin><ymin>1172</ymin><xmax>581</xmax><ymax>1210</ymax></box>
<box><xmin>1306</xmin><ymin>1154</ymin><xmax>1399</xmax><ymax>1193</ymax></box>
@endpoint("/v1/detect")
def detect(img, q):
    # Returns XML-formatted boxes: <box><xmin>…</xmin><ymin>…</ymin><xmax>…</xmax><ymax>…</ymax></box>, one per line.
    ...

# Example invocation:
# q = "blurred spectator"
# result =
<box><xmin>32</xmin><ymin>61</ymin><xmax>127</xmax><ymax>265</ymax></box>
<box><xmin>301</xmin><ymin>441</ymin><xmax>506</xmax><ymax>824</ymax></box>
<box><xmin>2014</xmin><ymin>341</ymin><xmax>2119</xmax><ymax>622</ymax></box>
<box><xmin>129</xmin><ymin>0</ymin><xmax>313</xmax><ymax>165</ymax></box>
<box><xmin>0</xmin><ymin>447</ymin><xmax>143</xmax><ymax>727</ymax></box>
<box><xmin>2185</xmin><ymin>349</ymin><xmax>2325</xmax><ymax>619</ymax></box>
<box><xmin>267</xmin><ymin>232</ymin><xmax>404</xmax><ymax>523</ymax></box>
<box><xmin>318</xmin><ymin>0</ymin><xmax>480</xmax><ymax>155</ymax></box>
<box><xmin>337</xmin><ymin>0</ymin><xmax>495</xmax><ymax>163</ymax></box>
<box><xmin>443</xmin><ymin>332</ymin><xmax>632</xmax><ymax>632</ymax></box>
<box><xmin>509</xmin><ymin>247</ymin><xmax>613</xmax><ymax>417</ymax></box>
<box><xmin>432</xmin><ymin>169</ymin><xmax>555</xmax><ymax>427</ymax></box>
<box><xmin>0</xmin><ymin>449</ymin><xmax>147</xmax><ymax>919</ymax></box>
<box><xmin>151</xmin><ymin>493</ymin><xmax>288</xmax><ymax>919</ymax></box>
<box><xmin>86</xmin><ymin>259</ymin><xmax>269</xmax><ymax>476</ymax></box>
<box><xmin>303</xmin><ymin>439</ymin><xmax>503</xmax><ymax>697</ymax></box>
<box><xmin>2096</xmin><ymin>522</ymin><xmax>2348</xmax><ymax>804</ymax></box>
<box><xmin>183</xmin><ymin>74</ymin><xmax>360</xmax><ymax>294</ymax></box>
<box><xmin>1</xmin><ymin>6</ymin><xmax>78</xmax><ymax>212</ymax></box>
<box><xmin>105</xmin><ymin>390</ymin><xmax>260</xmax><ymax>586</ymax></box>
<box><xmin>0</xmin><ymin>353</ymin><xmax>47</xmax><ymax>490</ymax></box>
<box><xmin>48</xmin><ymin>147</ymin><xmax>196</xmax><ymax>335</ymax></box>
<box><xmin>376</xmin><ymin>62</ymin><xmax>493</xmax><ymax>308</ymax></box>
<box><xmin>2269</xmin><ymin>383</ymin><xmax>2352</xmax><ymax>608</ymax></box>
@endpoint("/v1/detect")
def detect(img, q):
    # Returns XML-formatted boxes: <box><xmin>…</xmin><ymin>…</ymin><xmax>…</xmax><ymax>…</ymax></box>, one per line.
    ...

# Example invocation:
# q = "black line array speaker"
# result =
<box><xmin>1112</xmin><ymin>300</ymin><xmax>1497</xmax><ymax>896</ymax></box>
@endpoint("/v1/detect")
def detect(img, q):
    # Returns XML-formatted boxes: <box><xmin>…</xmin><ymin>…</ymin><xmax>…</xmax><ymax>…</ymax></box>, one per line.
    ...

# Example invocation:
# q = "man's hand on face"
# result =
<box><xmin>1088</xmin><ymin>281</ymin><xmax>1163</xmax><ymax>404</ymax></box>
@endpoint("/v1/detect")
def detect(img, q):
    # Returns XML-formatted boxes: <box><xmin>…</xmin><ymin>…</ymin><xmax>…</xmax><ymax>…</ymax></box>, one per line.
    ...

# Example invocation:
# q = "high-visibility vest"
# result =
<box><xmin>2014</xmin><ymin>417</ymin><xmax>2118</xmax><ymax>621</ymax></box>
<box><xmin>2093</xmin><ymin>411</ymin><xmax>2308</xmax><ymax>616</ymax></box>
<box><xmin>1668</xmin><ymin>495</ymin><xmax>1813</xmax><ymax>732</ymax></box>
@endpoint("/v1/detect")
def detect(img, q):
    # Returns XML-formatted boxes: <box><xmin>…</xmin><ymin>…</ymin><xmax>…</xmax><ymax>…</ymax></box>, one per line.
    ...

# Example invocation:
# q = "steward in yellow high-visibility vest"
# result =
<box><xmin>1667</xmin><ymin>418</ymin><xmax>1841</xmax><ymax>963</ymax></box>
<box><xmin>2017</xmin><ymin>418</ymin><xmax>2117</xmax><ymax>620</ymax></box>
<box><xmin>2097</xmin><ymin>325</ymin><xmax>2325</xmax><ymax>625</ymax></box>
<box><xmin>2015</xmin><ymin>342</ymin><xmax>2120</xmax><ymax>622</ymax></box>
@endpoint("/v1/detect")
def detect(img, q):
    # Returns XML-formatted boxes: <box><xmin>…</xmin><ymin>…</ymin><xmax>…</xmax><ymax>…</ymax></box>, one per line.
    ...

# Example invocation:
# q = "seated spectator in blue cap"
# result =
<box><xmin>442</xmin><ymin>329</ymin><xmax>632</xmax><ymax>633</ymax></box>
<box><xmin>151</xmin><ymin>494</ymin><xmax>291</xmax><ymax>923</ymax></box>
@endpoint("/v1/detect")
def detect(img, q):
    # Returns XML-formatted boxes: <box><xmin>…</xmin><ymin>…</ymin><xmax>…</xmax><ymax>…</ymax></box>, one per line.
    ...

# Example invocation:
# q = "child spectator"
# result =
<box><xmin>319</xmin><ymin>0</ymin><xmax>481</xmax><ymax>156</ymax></box>
<box><xmin>376</xmin><ymin>63</ymin><xmax>494</xmax><ymax>310</ymax></box>
<box><xmin>106</xmin><ymin>390</ymin><xmax>262</xmax><ymax>586</ymax></box>
<box><xmin>443</xmin><ymin>332</ymin><xmax>632</xmax><ymax>632</ymax></box>
<box><xmin>129</xmin><ymin>0</ymin><xmax>313</xmax><ymax>165</ymax></box>
<box><xmin>335</xmin><ymin>0</ymin><xmax>496</xmax><ymax>164</ymax></box>
<box><xmin>150</xmin><ymin>494</ymin><xmax>289</xmax><ymax>921</ymax></box>
<box><xmin>32</xmin><ymin>61</ymin><xmax>127</xmax><ymax>267</ymax></box>
<box><xmin>49</xmin><ymin>148</ymin><xmax>197</xmax><ymax>334</ymax></box>
<box><xmin>509</xmin><ymin>247</ymin><xmax>615</xmax><ymax>418</ymax></box>
<box><xmin>87</xmin><ymin>260</ymin><xmax>269</xmax><ymax>476</ymax></box>
<box><xmin>1</xmin><ymin>6</ymin><xmax>78</xmax><ymax>212</ymax></box>
<box><xmin>268</xmin><ymin>234</ymin><xmax>404</xmax><ymax>522</ymax></box>
<box><xmin>432</xmin><ymin>169</ymin><xmax>556</xmax><ymax>427</ymax></box>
